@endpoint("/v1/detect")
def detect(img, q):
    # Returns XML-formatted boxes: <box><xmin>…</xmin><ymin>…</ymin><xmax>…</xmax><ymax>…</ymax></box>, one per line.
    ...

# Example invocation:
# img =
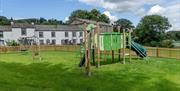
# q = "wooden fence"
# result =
<box><xmin>0</xmin><ymin>45</ymin><xmax>179</xmax><ymax>59</ymax></box>
<box><xmin>0</xmin><ymin>45</ymin><xmax>80</xmax><ymax>53</ymax></box>
<box><xmin>146</xmin><ymin>47</ymin><xmax>180</xmax><ymax>59</ymax></box>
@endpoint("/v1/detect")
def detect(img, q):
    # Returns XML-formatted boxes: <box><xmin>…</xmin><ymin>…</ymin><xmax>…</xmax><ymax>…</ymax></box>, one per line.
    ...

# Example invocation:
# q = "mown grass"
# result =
<box><xmin>0</xmin><ymin>51</ymin><xmax>179</xmax><ymax>91</ymax></box>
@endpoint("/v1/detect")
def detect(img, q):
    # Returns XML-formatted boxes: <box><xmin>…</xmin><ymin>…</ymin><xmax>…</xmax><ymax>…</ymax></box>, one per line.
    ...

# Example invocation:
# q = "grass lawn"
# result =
<box><xmin>0</xmin><ymin>51</ymin><xmax>179</xmax><ymax>91</ymax></box>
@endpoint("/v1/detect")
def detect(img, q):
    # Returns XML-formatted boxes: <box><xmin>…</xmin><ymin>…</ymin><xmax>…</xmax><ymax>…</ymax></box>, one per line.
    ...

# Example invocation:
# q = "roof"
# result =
<box><xmin>71</xmin><ymin>18</ymin><xmax>112</xmax><ymax>26</ymax></box>
<box><xmin>11</xmin><ymin>23</ymin><xmax>35</xmax><ymax>28</ymax></box>
<box><xmin>35</xmin><ymin>25</ymin><xmax>82</xmax><ymax>31</ymax></box>
<box><xmin>0</xmin><ymin>26</ymin><xmax>11</xmax><ymax>31</ymax></box>
<box><xmin>0</xmin><ymin>25</ymin><xmax>82</xmax><ymax>31</ymax></box>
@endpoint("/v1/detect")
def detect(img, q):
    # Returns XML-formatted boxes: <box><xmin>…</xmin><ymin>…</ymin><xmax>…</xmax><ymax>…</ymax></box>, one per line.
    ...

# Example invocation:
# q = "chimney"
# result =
<box><xmin>10</xmin><ymin>22</ymin><xmax>14</xmax><ymax>25</ymax></box>
<box><xmin>31</xmin><ymin>22</ymin><xmax>34</xmax><ymax>25</ymax></box>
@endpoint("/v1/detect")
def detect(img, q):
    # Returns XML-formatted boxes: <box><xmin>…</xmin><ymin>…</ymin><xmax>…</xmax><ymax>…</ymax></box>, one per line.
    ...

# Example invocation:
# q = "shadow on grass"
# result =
<box><xmin>0</xmin><ymin>61</ymin><xmax>179</xmax><ymax>91</ymax></box>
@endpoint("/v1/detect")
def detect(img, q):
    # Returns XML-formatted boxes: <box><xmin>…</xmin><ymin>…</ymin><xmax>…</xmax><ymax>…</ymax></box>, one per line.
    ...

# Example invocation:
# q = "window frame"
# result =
<box><xmin>72</xmin><ymin>31</ymin><xmax>76</xmax><ymax>37</ymax></box>
<box><xmin>64</xmin><ymin>39</ymin><xmax>69</xmax><ymax>44</ymax></box>
<box><xmin>0</xmin><ymin>31</ymin><xmax>3</xmax><ymax>38</ymax></box>
<box><xmin>39</xmin><ymin>40</ymin><xmax>44</xmax><ymax>45</ymax></box>
<box><xmin>65</xmin><ymin>32</ymin><xmax>68</xmax><ymax>37</ymax></box>
<box><xmin>51</xmin><ymin>31</ymin><xmax>56</xmax><ymax>37</ymax></box>
<box><xmin>72</xmin><ymin>39</ymin><xmax>76</xmax><ymax>44</ymax></box>
<box><xmin>21</xmin><ymin>28</ymin><xmax>27</xmax><ymax>36</ymax></box>
<box><xmin>46</xmin><ymin>39</ymin><xmax>50</xmax><ymax>45</ymax></box>
<box><xmin>39</xmin><ymin>32</ymin><xmax>44</xmax><ymax>38</ymax></box>
<box><xmin>79</xmin><ymin>32</ymin><xmax>83</xmax><ymax>37</ymax></box>
<box><xmin>51</xmin><ymin>39</ymin><xmax>56</xmax><ymax>45</ymax></box>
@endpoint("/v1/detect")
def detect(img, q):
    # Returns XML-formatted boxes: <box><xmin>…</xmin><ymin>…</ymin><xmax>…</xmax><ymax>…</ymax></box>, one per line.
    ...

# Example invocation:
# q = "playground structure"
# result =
<box><xmin>79</xmin><ymin>23</ymin><xmax>147</xmax><ymax>76</ymax></box>
<box><xmin>18</xmin><ymin>36</ymin><xmax>41</xmax><ymax>60</ymax></box>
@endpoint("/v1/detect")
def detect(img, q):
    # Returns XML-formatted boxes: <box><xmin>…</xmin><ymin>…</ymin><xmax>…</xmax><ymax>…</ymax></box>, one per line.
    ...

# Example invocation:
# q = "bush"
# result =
<box><xmin>6</xmin><ymin>40</ymin><xmax>19</xmax><ymax>46</ymax></box>
<box><xmin>160</xmin><ymin>40</ymin><xmax>174</xmax><ymax>48</ymax></box>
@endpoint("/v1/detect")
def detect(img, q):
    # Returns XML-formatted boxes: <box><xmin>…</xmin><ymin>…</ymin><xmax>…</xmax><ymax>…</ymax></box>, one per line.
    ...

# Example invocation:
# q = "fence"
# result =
<box><xmin>0</xmin><ymin>45</ymin><xmax>179</xmax><ymax>59</ymax></box>
<box><xmin>146</xmin><ymin>47</ymin><xmax>180</xmax><ymax>59</ymax></box>
<box><xmin>0</xmin><ymin>45</ymin><xmax>80</xmax><ymax>53</ymax></box>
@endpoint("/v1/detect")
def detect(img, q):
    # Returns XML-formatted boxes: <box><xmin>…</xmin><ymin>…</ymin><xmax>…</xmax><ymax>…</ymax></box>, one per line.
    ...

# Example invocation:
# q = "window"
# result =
<box><xmin>79</xmin><ymin>32</ymin><xmax>83</xmax><ymax>37</ymax></box>
<box><xmin>46</xmin><ymin>39</ymin><xmax>50</xmax><ymax>45</ymax></box>
<box><xmin>52</xmin><ymin>39</ymin><xmax>56</xmax><ymax>45</ymax></box>
<box><xmin>65</xmin><ymin>32</ymin><xmax>68</xmax><ymax>37</ymax></box>
<box><xmin>0</xmin><ymin>31</ymin><xmax>3</xmax><ymax>38</ymax></box>
<box><xmin>21</xmin><ymin>28</ymin><xmax>27</xmax><ymax>36</ymax></box>
<box><xmin>72</xmin><ymin>39</ymin><xmax>76</xmax><ymax>44</ymax></box>
<box><xmin>80</xmin><ymin>39</ymin><xmax>83</xmax><ymax>43</ymax></box>
<box><xmin>64</xmin><ymin>39</ymin><xmax>69</xmax><ymax>44</ymax></box>
<box><xmin>39</xmin><ymin>32</ymin><xmax>43</xmax><ymax>38</ymax></box>
<box><xmin>51</xmin><ymin>32</ymin><xmax>56</xmax><ymax>37</ymax></box>
<box><xmin>39</xmin><ymin>40</ymin><xmax>44</xmax><ymax>45</ymax></box>
<box><xmin>72</xmin><ymin>32</ymin><xmax>76</xmax><ymax>37</ymax></box>
<box><xmin>0</xmin><ymin>40</ymin><xmax>4</xmax><ymax>45</ymax></box>
<box><xmin>61</xmin><ymin>40</ymin><xmax>65</xmax><ymax>45</ymax></box>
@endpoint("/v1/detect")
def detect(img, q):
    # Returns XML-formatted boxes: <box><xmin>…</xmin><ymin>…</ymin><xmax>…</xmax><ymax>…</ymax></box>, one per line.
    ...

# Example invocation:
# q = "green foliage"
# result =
<box><xmin>0</xmin><ymin>16</ymin><xmax>65</xmax><ymax>25</ymax></box>
<box><xmin>0</xmin><ymin>51</ymin><xmax>179</xmax><ymax>91</ymax></box>
<box><xmin>134</xmin><ymin>15</ymin><xmax>171</xmax><ymax>47</ymax></box>
<box><xmin>6</xmin><ymin>40</ymin><xmax>19</xmax><ymax>46</ymax></box>
<box><xmin>68</xmin><ymin>9</ymin><xmax>110</xmax><ymax>23</ymax></box>
<box><xmin>160</xmin><ymin>39</ymin><xmax>174</xmax><ymax>48</ymax></box>
<box><xmin>166</xmin><ymin>31</ymin><xmax>180</xmax><ymax>41</ymax></box>
<box><xmin>114</xmin><ymin>18</ymin><xmax>134</xmax><ymax>32</ymax></box>
<box><xmin>0</xmin><ymin>16</ymin><xmax>10</xmax><ymax>25</ymax></box>
<box><xmin>14</xmin><ymin>18</ymin><xmax>64</xmax><ymax>25</ymax></box>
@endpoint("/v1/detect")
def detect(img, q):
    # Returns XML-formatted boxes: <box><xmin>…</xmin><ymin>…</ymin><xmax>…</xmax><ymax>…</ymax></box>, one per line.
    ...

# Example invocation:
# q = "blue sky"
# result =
<box><xmin>0</xmin><ymin>0</ymin><xmax>92</xmax><ymax>20</ymax></box>
<box><xmin>0</xmin><ymin>0</ymin><xmax>179</xmax><ymax>30</ymax></box>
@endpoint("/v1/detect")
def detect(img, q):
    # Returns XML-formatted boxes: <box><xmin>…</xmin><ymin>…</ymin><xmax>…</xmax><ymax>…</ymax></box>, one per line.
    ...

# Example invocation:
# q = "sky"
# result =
<box><xmin>0</xmin><ymin>0</ymin><xmax>179</xmax><ymax>31</ymax></box>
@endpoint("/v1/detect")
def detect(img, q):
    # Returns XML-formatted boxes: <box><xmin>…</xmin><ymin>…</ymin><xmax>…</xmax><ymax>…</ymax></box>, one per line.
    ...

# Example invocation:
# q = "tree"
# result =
<box><xmin>134</xmin><ymin>15</ymin><xmax>171</xmax><ymax>47</ymax></box>
<box><xmin>0</xmin><ymin>16</ymin><xmax>10</xmax><ymax>25</ymax></box>
<box><xmin>166</xmin><ymin>31</ymin><xmax>180</xmax><ymax>41</ymax></box>
<box><xmin>99</xmin><ymin>14</ymin><xmax>110</xmax><ymax>24</ymax></box>
<box><xmin>39</xmin><ymin>17</ymin><xmax>47</xmax><ymax>24</ymax></box>
<box><xmin>68</xmin><ymin>9</ymin><xmax>110</xmax><ymax>24</ymax></box>
<box><xmin>114</xmin><ymin>18</ymin><xmax>134</xmax><ymax>32</ymax></box>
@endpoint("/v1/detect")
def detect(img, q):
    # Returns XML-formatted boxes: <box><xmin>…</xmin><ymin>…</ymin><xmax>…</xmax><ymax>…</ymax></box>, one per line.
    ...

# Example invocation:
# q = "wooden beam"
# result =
<box><xmin>112</xmin><ymin>50</ymin><xmax>114</xmax><ymax>63</ymax></box>
<box><xmin>123</xmin><ymin>29</ymin><xmax>126</xmax><ymax>64</ymax></box>
<box><xmin>83</xmin><ymin>23</ymin><xmax>88</xmax><ymax>68</ymax></box>
<box><xmin>97</xmin><ymin>23</ymin><xmax>100</xmax><ymax>68</ymax></box>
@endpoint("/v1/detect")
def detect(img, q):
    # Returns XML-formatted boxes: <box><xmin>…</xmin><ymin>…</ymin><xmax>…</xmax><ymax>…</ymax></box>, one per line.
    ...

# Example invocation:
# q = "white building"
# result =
<box><xmin>0</xmin><ymin>23</ymin><xmax>83</xmax><ymax>45</ymax></box>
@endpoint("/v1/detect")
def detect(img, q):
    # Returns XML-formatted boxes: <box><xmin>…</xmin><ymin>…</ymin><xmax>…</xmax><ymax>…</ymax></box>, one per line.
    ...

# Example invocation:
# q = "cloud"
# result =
<box><xmin>64</xmin><ymin>16</ymin><xmax>69</xmax><ymax>22</ymax></box>
<box><xmin>134</xmin><ymin>8</ymin><xmax>146</xmax><ymax>16</ymax></box>
<box><xmin>164</xmin><ymin>4</ymin><xmax>180</xmax><ymax>30</ymax></box>
<box><xmin>79</xmin><ymin>0</ymin><xmax>180</xmax><ymax>30</ymax></box>
<box><xmin>103</xmin><ymin>11</ymin><xmax>118</xmax><ymax>23</ymax></box>
<box><xmin>79</xmin><ymin>0</ymin><xmax>161</xmax><ymax>13</ymax></box>
<box><xmin>147</xmin><ymin>4</ymin><xmax>180</xmax><ymax>30</ymax></box>
<box><xmin>147</xmin><ymin>5</ymin><xmax>165</xmax><ymax>15</ymax></box>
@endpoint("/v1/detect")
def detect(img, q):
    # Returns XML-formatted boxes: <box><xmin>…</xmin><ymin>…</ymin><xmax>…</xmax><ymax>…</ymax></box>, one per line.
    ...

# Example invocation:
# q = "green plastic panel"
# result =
<box><xmin>99</xmin><ymin>32</ymin><xmax>122</xmax><ymax>51</ymax></box>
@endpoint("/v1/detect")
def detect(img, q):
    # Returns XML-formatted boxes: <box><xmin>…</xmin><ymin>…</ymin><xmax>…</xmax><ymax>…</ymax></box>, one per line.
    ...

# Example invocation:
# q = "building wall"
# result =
<box><xmin>0</xmin><ymin>27</ymin><xmax>83</xmax><ymax>46</ymax></box>
<box><xmin>37</xmin><ymin>31</ymin><xmax>83</xmax><ymax>45</ymax></box>
<box><xmin>2</xmin><ymin>28</ymin><xmax>35</xmax><ymax>43</ymax></box>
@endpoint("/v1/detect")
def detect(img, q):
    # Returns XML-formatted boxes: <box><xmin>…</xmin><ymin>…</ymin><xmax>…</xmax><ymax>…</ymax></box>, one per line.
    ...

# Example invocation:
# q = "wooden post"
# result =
<box><xmin>118</xmin><ymin>49</ymin><xmax>121</xmax><ymax>61</ymax></box>
<box><xmin>83</xmin><ymin>23</ymin><xmax>88</xmax><ymax>68</ymax></box>
<box><xmin>92</xmin><ymin>27</ymin><xmax>95</xmax><ymax>66</ymax></box>
<box><xmin>156</xmin><ymin>47</ymin><xmax>159</xmax><ymax>57</ymax></box>
<box><xmin>87</xmin><ymin>31</ymin><xmax>91</xmax><ymax>76</ymax></box>
<box><xmin>123</xmin><ymin>29</ymin><xmax>126</xmax><ymax>64</ymax></box>
<box><xmin>129</xmin><ymin>29</ymin><xmax>132</xmax><ymax>63</ymax></box>
<box><xmin>97</xmin><ymin>23</ymin><xmax>100</xmax><ymax>68</ymax></box>
<box><xmin>112</xmin><ymin>50</ymin><xmax>114</xmax><ymax>63</ymax></box>
<box><xmin>118</xmin><ymin>26</ymin><xmax>121</xmax><ymax>61</ymax></box>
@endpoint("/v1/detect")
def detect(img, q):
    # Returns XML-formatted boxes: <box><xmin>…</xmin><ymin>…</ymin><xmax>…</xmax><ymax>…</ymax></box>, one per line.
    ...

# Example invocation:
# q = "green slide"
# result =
<box><xmin>130</xmin><ymin>41</ymin><xmax>147</xmax><ymax>58</ymax></box>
